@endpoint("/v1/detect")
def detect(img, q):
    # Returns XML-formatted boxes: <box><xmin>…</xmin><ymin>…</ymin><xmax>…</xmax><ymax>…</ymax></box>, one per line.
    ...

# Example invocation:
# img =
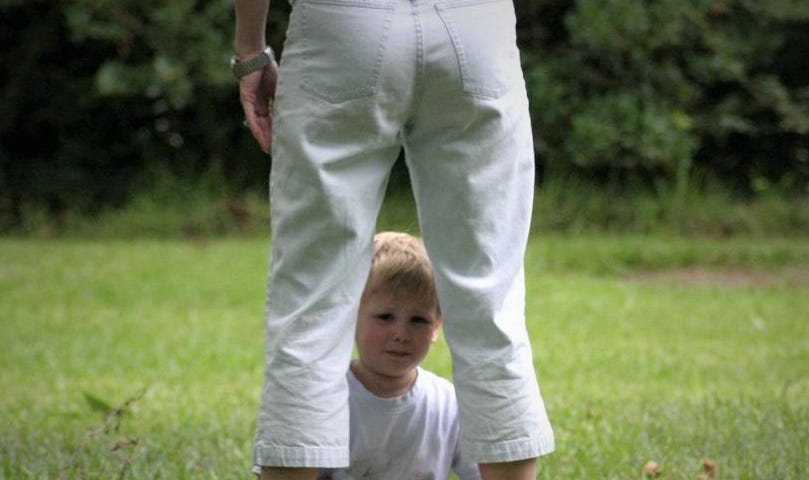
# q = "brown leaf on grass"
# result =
<box><xmin>643</xmin><ymin>460</ymin><xmax>662</xmax><ymax>478</ymax></box>
<box><xmin>698</xmin><ymin>459</ymin><xmax>718</xmax><ymax>479</ymax></box>
<box><xmin>110</xmin><ymin>438</ymin><xmax>139</xmax><ymax>451</ymax></box>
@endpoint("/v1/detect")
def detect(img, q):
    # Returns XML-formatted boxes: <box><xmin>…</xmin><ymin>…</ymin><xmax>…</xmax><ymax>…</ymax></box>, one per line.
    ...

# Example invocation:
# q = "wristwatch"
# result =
<box><xmin>230</xmin><ymin>46</ymin><xmax>276</xmax><ymax>79</ymax></box>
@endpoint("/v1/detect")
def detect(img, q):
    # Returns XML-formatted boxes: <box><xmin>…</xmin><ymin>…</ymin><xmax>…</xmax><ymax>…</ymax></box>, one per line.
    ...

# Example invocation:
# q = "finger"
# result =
<box><xmin>246</xmin><ymin>114</ymin><xmax>272</xmax><ymax>154</ymax></box>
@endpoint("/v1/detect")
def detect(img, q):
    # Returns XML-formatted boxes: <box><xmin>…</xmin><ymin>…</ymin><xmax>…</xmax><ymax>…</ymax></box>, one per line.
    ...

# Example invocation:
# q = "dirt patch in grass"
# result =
<box><xmin>625</xmin><ymin>266</ymin><xmax>809</xmax><ymax>288</ymax></box>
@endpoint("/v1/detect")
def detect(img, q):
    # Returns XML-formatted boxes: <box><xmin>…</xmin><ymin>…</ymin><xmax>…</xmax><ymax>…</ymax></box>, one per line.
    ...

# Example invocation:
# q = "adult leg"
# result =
<box><xmin>479</xmin><ymin>458</ymin><xmax>537</xmax><ymax>480</ymax></box>
<box><xmin>253</xmin><ymin>0</ymin><xmax>405</xmax><ymax>470</ymax></box>
<box><xmin>402</xmin><ymin>0</ymin><xmax>554</xmax><ymax>469</ymax></box>
<box><xmin>259</xmin><ymin>467</ymin><xmax>318</xmax><ymax>480</ymax></box>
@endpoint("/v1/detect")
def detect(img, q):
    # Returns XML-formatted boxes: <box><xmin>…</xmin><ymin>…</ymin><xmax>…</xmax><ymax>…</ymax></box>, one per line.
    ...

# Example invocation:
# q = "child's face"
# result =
<box><xmin>354</xmin><ymin>287</ymin><xmax>441</xmax><ymax>384</ymax></box>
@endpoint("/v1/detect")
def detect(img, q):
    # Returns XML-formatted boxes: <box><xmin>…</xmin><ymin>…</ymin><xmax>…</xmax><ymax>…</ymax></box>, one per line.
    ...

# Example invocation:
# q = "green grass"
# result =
<box><xmin>18</xmin><ymin>174</ymin><xmax>809</xmax><ymax>239</ymax></box>
<box><xmin>1</xmin><ymin>236</ymin><xmax>807</xmax><ymax>479</ymax></box>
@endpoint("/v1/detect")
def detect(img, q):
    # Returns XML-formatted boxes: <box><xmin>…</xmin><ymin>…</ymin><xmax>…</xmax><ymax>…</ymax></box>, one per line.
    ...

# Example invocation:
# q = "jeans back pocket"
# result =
<box><xmin>295</xmin><ymin>0</ymin><xmax>395</xmax><ymax>103</ymax></box>
<box><xmin>436</xmin><ymin>0</ymin><xmax>522</xmax><ymax>99</ymax></box>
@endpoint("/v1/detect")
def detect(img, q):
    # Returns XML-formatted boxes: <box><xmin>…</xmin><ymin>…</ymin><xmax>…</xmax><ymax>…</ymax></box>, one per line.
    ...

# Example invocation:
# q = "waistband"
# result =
<box><xmin>289</xmin><ymin>0</ymin><xmax>511</xmax><ymax>7</ymax></box>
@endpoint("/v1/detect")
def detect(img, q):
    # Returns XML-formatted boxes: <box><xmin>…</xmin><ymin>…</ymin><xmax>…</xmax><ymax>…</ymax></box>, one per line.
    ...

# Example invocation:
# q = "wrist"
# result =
<box><xmin>230</xmin><ymin>45</ymin><xmax>276</xmax><ymax>79</ymax></box>
<box><xmin>233</xmin><ymin>42</ymin><xmax>266</xmax><ymax>60</ymax></box>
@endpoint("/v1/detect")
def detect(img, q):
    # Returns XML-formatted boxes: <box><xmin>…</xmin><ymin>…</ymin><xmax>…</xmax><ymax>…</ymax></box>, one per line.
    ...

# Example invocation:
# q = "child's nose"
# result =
<box><xmin>391</xmin><ymin>322</ymin><xmax>409</xmax><ymax>342</ymax></box>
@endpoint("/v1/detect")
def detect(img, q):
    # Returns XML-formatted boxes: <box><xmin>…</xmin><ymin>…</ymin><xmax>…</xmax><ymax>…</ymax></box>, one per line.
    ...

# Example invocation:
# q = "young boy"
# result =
<box><xmin>318</xmin><ymin>231</ymin><xmax>481</xmax><ymax>480</ymax></box>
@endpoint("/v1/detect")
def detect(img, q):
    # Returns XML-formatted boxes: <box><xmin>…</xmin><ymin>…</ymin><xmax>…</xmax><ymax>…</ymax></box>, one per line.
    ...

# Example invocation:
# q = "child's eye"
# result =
<box><xmin>410</xmin><ymin>316</ymin><xmax>431</xmax><ymax>325</ymax></box>
<box><xmin>375</xmin><ymin>313</ymin><xmax>395</xmax><ymax>322</ymax></box>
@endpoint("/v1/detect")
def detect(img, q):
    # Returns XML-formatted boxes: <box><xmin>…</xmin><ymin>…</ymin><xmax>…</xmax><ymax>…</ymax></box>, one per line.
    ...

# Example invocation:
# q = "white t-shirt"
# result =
<box><xmin>318</xmin><ymin>366</ymin><xmax>481</xmax><ymax>480</ymax></box>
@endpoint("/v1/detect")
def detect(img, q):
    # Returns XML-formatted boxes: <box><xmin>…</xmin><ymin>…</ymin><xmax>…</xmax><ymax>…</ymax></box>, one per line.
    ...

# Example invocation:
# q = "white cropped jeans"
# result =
<box><xmin>254</xmin><ymin>0</ymin><xmax>554</xmax><ymax>468</ymax></box>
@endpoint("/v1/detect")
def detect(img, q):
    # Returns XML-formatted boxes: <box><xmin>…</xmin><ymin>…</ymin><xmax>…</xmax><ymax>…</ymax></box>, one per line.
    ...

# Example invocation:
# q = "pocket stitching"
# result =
<box><xmin>435</xmin><ymin>0</ymin><xmax>516</xmax><ymax>99</ymax></box>
<box><xmin>299</xmin><ymin>0</ymin><xmax>395</xmax><ymax>103</ymax></box>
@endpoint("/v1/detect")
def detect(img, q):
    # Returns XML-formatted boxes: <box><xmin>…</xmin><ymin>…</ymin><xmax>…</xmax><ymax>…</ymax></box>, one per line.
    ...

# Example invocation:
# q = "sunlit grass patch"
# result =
<box><xmin>1</xmin><ymin>236</ymin><xmax>807</xmax><ymax>479</ymax></box>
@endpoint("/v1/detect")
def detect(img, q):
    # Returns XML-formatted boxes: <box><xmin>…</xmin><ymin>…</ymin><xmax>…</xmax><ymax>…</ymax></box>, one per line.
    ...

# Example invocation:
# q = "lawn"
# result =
<box><xmin>1</xmin><ymin>235</ymin><xmax>807</xmax><ymax>479</ymax></box>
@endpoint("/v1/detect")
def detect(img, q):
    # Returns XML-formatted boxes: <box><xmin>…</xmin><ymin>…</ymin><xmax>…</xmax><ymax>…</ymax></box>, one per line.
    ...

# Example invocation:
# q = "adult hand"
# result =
<box><xmin>239</xmin><ymin>60</ymin><xmax>279</xmax><ymax>154</ymax></box>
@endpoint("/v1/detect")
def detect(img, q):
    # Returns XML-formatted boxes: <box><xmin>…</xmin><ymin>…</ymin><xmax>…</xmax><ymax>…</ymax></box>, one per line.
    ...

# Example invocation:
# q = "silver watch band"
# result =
<box><xmin>230</xmin><ymin>46</ymin><xmax>275</xmax><ymax>79</ymax></box>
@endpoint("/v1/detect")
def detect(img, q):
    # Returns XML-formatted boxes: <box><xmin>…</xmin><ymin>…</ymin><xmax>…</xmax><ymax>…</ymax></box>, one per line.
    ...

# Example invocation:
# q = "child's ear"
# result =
<box><xmin>431</xmin><ymin>316</ymin><xmax>443</xmax><ymax>343</ymax></box>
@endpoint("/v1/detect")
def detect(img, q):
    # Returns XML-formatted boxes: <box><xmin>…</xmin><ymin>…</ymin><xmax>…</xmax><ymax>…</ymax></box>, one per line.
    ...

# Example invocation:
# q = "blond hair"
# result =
<box><xmin>363</xmin><ymin>232</ymin><xmax>440</xmax><ymax>313</ymax></box>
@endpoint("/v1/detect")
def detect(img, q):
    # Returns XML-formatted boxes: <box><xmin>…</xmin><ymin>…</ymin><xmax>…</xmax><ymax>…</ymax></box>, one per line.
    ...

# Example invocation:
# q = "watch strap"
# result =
<box><xmin>231</xmin><ymin>46</ymin><xmax>275</xmax><ymax>79</ymax></box>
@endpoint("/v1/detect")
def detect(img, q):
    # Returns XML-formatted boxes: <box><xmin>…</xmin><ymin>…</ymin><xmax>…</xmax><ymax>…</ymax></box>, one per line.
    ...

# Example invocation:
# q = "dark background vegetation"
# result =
<box><xmin>1</xmin><ymin>0</ymin><xmax>807</xmax><ymax>235</ymax></box>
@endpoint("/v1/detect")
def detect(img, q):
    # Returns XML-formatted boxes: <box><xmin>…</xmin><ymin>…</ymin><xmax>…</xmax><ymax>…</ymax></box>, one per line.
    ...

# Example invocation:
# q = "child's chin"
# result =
<box><xmin>380</xmin><ymin>362</ymin><xmax>417</xmax><ymax>377</ymax></box>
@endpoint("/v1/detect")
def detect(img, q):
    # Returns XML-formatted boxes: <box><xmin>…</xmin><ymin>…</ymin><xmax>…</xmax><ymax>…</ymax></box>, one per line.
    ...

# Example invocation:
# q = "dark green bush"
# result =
<box><xmin>1</xmin><ymin>0</ymin><xmax>806</xmax><ymax>233</ymax></box>
<box><xmin>519</xmin><ymin>0</ymin><xmax>808</xmax><ymax>196</ymax></box>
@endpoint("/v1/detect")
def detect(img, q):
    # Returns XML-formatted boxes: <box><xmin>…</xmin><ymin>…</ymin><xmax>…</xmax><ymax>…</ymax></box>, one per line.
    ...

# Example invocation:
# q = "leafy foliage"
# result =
<box><xmin>0</xmin><ymin>0</ymin><xmax>807</xmax><ymax>232</ymax></box>
<box><xmin>519</xmin><ymin>0</ymin><xmax>809</xmax><ymax>194</ymax></box>
<box><xmin>62</xmin><ymin>0</ymin><xmax>234</xmax><ymax>107</ymax></box>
